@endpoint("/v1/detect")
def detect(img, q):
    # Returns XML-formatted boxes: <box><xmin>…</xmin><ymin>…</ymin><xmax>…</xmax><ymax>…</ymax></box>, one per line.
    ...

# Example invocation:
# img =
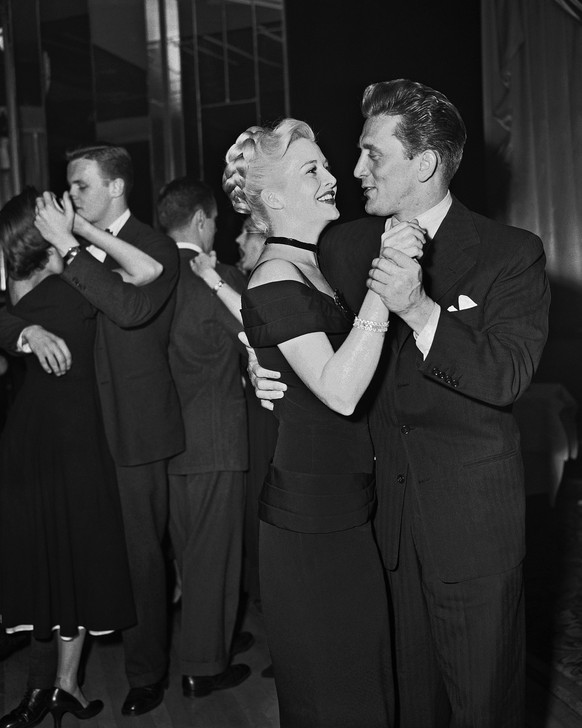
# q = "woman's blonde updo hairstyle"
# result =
<box><xmin>222</xmin><ymin>118</ymin><xmax>315</xmax><ymax>235</ymax></box>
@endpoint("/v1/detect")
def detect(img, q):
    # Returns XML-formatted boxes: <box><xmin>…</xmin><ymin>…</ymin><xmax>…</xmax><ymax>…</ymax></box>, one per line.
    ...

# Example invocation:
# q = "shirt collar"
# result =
<box><xmin>176</xmin><ymin>242</ymin><xmax>203</xmax><ymax>254</ymax></box>
<box><xmin>414</xmin><ymin>190</ymin><xmax>452</xmax><ymax>239</ymax></box>
<box><xmin>107</xmin><ymin>209</ymin><xmax>131</xmax><ymax>237</ymax></box>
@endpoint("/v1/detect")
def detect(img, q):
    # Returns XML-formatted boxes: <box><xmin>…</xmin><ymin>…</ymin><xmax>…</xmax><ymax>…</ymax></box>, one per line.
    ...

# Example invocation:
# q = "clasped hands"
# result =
<box><xmin>244</xmin><ymin>217</ymin><xmax>435</xmax><ymax>410</ymax></box>
<box><xmin>34</xmin><ymin>191</ymin><xmax>79</xmax><ymax>255</ymax></box>
<box><xmin>367</xmin><ymin>217</ymin><xmax>430</xmax><ymax>320</ymax></box>
<box><xmin>35</xmin><ymin>190</ymin><xmax>102</xmax><ymax>255</ymax></box>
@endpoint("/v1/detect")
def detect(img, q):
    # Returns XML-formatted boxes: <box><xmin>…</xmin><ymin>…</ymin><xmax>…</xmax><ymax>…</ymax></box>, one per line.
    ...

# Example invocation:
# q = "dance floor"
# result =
<box><xmin>2</xmin><ymin>463</ymin><xmax>582</xmax><ymax>727</ymax></box>
<box><xmin>525</xmin><ymin>460</ymin><xmax>582</xmax><ymax>726</ymax></box>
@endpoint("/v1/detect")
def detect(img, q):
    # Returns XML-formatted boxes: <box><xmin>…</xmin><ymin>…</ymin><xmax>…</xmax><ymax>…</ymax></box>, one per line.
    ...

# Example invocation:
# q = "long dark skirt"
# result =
<box><xmin>259</xmin><ymin>521</ymin><xmax>394</xmax><ymax>728</ymax></box>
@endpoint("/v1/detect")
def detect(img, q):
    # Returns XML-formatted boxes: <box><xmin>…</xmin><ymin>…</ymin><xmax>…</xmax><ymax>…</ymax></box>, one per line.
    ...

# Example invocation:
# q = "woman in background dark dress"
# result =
<box><xmin>222</xmin><ymin>119</ymin><xmax>425</xmax><ymax>728</ymax></box>
<box><xmin>0</xmin><ymin>188</ymin><xmax>158</xmax><ymax>727</ymax></box>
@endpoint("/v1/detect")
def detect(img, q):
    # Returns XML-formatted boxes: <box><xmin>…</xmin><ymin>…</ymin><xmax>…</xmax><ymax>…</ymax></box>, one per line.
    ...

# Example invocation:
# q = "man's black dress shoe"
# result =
<box><xmin>0</xmin><ymin>688</ymin><xmax>52</xmax><ymax>728</ymax></box>
<box><xmin>182</xmin><ymin>664</ymin><xmax>251</xmax><ymax>698</ymax></box>
<box><xmin>121</xmin><ymin>683</ymin><xmax>164</xmax><ymax>716</ymax></box>
<box><xmin>230</xmin><ymin>631</ymin><xmax>255</xmax><ymax>657</ymax></box>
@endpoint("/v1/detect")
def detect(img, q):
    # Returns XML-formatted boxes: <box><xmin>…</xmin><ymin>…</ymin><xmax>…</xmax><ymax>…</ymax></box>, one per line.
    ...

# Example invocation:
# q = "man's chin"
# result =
<box><xmin>364</xmin><ymin>199</ymin><xmax>390</xmax><ymax>218</ymax></box>
<box><xmin>364</xmin><ymin>199</ymin><xmax>379</xmax><ymax>216</ymax></box>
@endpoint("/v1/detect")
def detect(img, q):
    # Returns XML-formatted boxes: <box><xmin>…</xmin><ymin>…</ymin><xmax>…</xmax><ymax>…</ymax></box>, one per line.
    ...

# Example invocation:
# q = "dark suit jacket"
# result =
<box><xmin>319</xmin><ymin>198</ymin><xmax>550</xmax><ymax>582</ymax></box>
<box><xmin>0</xmin><ymin>214</ymin><xmax>185</xmax><ymax>467</ymax></box>
<box><xmin>168</xmin><ymin>253</ymin><xmax>248</xmax><ymax>475</ymax></box>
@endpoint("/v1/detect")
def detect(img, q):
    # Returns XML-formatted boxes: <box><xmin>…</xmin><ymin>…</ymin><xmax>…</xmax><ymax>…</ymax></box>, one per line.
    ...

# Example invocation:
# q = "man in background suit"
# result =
<box><xmin>156</xmin><ymin>177</ymin><xmax>252</xmax><ymax>699</ymax></box>
<box><xmin>0</xmin><ymin>145</ymin><xmax>184</xmax><ymax>722</ymax></box>
<box><xmin>251</xmin><ymin>80</ymin><xmax>550</xmax><ymax>727</ymax></box>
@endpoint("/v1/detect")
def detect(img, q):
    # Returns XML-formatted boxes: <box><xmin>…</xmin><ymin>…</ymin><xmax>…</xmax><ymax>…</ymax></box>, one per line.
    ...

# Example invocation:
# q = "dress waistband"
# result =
<box><xmin>259</xmin><ymin>465</ymin><xmax>376</xmax><ymax>534</ymax></box>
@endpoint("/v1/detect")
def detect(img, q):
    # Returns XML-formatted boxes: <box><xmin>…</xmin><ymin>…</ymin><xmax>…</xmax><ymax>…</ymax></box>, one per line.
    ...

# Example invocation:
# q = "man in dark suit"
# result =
<box><xmin>156</xmin><ymin>177</ymin><xmax>252</xmax><ymax>698</ymax></box>
<box><xmin>251</xmin><ymin>80</ymin><xmax>550</xmax><ymax>727</ymax></box>
<box><xmin>0</xmin><ymin>145</ymin><xmax>184</xmax><ymax>722</ymax></box>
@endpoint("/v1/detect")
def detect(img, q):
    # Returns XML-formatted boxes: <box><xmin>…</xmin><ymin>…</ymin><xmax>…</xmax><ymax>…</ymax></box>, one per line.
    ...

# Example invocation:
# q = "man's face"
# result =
<box><xmin>354</xmin><ymin>114</ymin><xmax>420</xmax><ymax>219</ymax></box>
<box><xmin>236</xmin><ymin>225</ymin><xmax>265</xmax><ymax>274</ymax></box>
<box><xmin>67</xmin><ymin>158</ymin><xmax>115</xmax><ymax>227</ymax></box>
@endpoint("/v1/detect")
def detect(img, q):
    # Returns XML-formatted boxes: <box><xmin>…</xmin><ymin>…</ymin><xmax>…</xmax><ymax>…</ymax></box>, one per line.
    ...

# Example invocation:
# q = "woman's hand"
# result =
<box><xmin>65</xmin><ymin>191</ymin><xmax>92</xmax><ymax>238</ymax></box>
<box><xmin>34</xmin><ymin>191</ymin><xmax>76</xmax><ymax>253</ymax></box>
<box><xmin>380</xmin><ymin>217</ymin><xmax>426</xmax><ymax>260</ymax></box>
<box><xmin>189</xmin><ymin>250</ymin><xmax>217</xmax><ymax>279</ymax></box>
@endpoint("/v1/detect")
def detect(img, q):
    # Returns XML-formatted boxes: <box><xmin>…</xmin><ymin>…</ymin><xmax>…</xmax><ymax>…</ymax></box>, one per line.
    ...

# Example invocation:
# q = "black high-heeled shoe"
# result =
<box><xmin>49</xmin><ymin>688</ymin><xmax>103</xmax><ymax>728</ymax></box>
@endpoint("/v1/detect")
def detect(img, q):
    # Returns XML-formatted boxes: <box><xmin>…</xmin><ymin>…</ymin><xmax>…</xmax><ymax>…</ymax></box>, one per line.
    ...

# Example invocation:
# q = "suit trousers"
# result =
<box><xmin>28</xmin><ymin>636</ymin><xmax>57</xmax><ymax>689</ymax></box>
<box><xmin>116</xmin><ymin>460</ymin><xmax>169</xmax><ymax>687</ymax></box>
<box><xmin>386</xmin><ymin>481</ymin><xmax>525</xmax><ymax>728</ymax></box>
<box><xmin>169</xmin><ymin>471</ymin><xmax>245</xmax><ymax>676</ymax></box>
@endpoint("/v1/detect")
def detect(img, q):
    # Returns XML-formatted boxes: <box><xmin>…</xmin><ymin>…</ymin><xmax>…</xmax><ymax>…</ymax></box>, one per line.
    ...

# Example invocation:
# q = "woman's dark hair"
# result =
<box><xmin>0</xmin><ymin>186</ymin><xmax>51</xmax><ymax>280</ymax></box>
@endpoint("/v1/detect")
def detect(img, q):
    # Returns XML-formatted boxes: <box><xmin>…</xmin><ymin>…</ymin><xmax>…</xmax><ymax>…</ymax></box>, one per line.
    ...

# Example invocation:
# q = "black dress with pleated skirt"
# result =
<box><xmin>242</xmin><ymin>271</ymin><xmax>393</xmax><ymax>728</ymax></box>
<box><xmin>0</xmin><ymin>275</ymin><xmax>136</xmax><ymax>639</ymax></box>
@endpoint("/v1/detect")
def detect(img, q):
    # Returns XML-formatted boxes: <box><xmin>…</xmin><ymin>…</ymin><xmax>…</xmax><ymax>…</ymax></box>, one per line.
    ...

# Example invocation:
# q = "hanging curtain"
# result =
<box><xmin>481</xmin><ymin>0</ymin><xmax>582</xmax><ymax>333</ymax></box>
<box><xmin>553</xmin><ymin>0</ymin><xmax>582</xmax><ymax>22</ymax></box>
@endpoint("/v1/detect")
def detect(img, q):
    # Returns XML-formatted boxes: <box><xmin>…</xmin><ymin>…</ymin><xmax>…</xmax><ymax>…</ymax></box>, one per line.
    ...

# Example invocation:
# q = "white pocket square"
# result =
<box><xmin>447</xmin><ymin>295</ymin><xmax>478</xmax><ymax>312</ymax></box>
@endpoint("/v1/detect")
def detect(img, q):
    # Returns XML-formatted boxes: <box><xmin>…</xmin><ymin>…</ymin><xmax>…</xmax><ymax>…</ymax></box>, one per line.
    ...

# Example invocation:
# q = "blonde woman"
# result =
<box><xmin>223</xmin><ymin>118</ymin><xmax>425</xmax><ymax>727</ymax></box>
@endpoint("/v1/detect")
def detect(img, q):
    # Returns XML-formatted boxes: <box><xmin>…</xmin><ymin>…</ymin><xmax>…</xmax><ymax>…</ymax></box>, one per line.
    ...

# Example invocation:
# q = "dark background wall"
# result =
<box><xmin>285</xmin><ymin>0</ymin><xmax>485</xmax><ymax>222</ymax></box>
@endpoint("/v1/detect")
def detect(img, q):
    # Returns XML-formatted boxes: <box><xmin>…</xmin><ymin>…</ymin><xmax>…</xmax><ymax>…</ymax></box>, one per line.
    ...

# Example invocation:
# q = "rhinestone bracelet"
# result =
<box><xmin>353</xmin><ymin>316</ymin><xmax>389</xmax><ymax>333</ymax></box>
<box><xmin>211</xmin><ymin>279</ymin><xmax>225</xmax><ymax>295</ymax></box>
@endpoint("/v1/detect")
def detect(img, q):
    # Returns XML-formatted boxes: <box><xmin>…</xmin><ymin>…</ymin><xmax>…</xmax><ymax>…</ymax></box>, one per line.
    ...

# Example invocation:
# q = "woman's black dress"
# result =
<box><xmin>0</xmin><ymin>275</ymin><xmax>136</xmax><ymax>639</ymax></box>
<box><xmin>242</xmin><ymin>276</ymin><xmax>393</xmax><ymax>728</ymax></box>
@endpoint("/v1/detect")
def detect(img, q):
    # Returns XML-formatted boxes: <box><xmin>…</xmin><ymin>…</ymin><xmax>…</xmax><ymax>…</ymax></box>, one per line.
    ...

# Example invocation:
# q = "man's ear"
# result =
<box><xmin>260</xmin><ymin>188</ymin><xmax>284</xmax><ymax>210</ymax></box>
<box><xmin>418</xmin><ymin>150</ymin><xmax>438</xmax><ymax>183</ymax></box>
<box><xmin>109</xmin><ymin>178</ymin><xmax>126</xmax><ymax>199</ymax></box>
<box><xmin>193</xmin><ymin>208</ymin><xmax>206</xmax><ymax>230</ymax></box>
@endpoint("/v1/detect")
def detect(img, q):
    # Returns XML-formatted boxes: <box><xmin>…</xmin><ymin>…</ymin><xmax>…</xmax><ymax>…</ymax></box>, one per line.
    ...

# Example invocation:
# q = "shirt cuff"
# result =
<box><xmin>414</xmin><ymin>303</ymin><xmax>441</xmax><ymax>359</ymax></box>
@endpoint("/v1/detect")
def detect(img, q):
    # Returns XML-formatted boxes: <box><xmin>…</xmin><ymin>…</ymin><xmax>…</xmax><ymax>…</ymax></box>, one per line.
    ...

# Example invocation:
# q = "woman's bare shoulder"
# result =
<box><xmin>247</xmin><ymin>257</ymin><xmax>304</xmax><ymax>288</ymax></box>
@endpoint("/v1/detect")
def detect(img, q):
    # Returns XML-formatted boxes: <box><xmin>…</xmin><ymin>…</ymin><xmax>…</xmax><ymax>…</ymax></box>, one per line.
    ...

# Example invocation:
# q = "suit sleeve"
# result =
<box><xmin>60</xmin><ymin>226</ymin><xmax>179</xmax><ymax>328</ymax></box>
<box><xmin>319</xmin><ymin>218</ymin><xmax>385</xmax><ymax>312</ymax></box>
<box><xmin>0</xmin><ymin>307</ymin><xmax>28</xmax><ymax>354</ymax></box>
<box><xmin>214</xmin><ymin>265</ymin><xmax>246</xmax><ymax>347</ymax></box>
<box><xmin>421</xmin><ymin>233</ymin><xmax>550</xmax><ymax>406</ymax></box>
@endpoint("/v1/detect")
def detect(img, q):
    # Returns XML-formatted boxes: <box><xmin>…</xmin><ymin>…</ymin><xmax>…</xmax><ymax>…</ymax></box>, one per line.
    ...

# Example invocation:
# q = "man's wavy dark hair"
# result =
<box><xmin>361</xmin><ymin>79</ymin><xmax>467</xmax><ymax>185</ymax></box>
<box><xmin>157</xmin><ymin>176</ymin><xmax>216</xmax><ymax>233</ymax></box>
<box><xmin>66</xmin><ymin>144</ymin><xmax>134</xmax><ymax>198</ymax></box>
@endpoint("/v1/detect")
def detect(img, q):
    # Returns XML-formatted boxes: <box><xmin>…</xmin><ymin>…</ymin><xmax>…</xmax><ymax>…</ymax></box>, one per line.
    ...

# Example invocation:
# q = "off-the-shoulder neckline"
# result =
<box><xmin>246</xmin><ymin>278</ymin><xmax>336</xmax><ymax>303</ymax></box>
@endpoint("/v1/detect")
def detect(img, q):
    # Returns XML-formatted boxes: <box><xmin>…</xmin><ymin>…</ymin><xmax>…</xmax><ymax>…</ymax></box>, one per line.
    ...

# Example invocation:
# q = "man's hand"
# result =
<box><xmin>21</xmin><ymin>325</ymin><xmax>72</xmax><ymax>376</ymax></box>
<box><xmin>238</xmin><ymin>331</ymin><xmax>286</xmax><ymax>411</ymax></box>
<box><xmin>381</xmin><ymin>217</ymin><xmax>426</xmax><ymax>259</ymax></box>
<box><xmin>368</xmin><ymin>248</ymin><xmax>435</xmax><ymax>333</ymax></box>
<box><xmin>34</xmin><ymin>191</ymin><xmax>76</xmax><ymax>255</ymax></box>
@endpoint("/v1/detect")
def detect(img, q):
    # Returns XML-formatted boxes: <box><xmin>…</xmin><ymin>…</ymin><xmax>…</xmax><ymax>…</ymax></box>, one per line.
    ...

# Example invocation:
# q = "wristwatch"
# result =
<box><xmin>63</xmin><ymin>246</ymin><xmax>81</xmax><ymax>265</ymax></box>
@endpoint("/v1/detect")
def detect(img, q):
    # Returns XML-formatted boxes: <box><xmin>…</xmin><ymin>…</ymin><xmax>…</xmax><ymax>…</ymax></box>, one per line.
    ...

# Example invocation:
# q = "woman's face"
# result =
<box><xmin>236</xmin><ymin>223</ymin><xmax>265</xmax><ymax>273</ymax></box>
<box><xmin>46</xmin><ymin>246</ymin><xmax>64</xmax><ymax>275</ymax></box>
<box><xmin>271</xmin><ymin>137</ymin><xmax>339</xmax><ymax>230</ymax></box>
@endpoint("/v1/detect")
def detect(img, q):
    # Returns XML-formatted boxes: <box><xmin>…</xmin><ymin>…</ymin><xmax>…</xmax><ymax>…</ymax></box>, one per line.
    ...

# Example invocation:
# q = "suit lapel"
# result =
<box><xmin>395</xmin><ymin>198</ymin><xmax>479</xmax><ymax>350</ymax></box>
<box><xmin>422</xmin><ymin>198</ymin><xmax>478</xmax><ymax>303</ymax></box>
<box><xmin>103</xmin><ymin>214</ymin><xmax>136</xmax><ymax>270</ymax></box>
